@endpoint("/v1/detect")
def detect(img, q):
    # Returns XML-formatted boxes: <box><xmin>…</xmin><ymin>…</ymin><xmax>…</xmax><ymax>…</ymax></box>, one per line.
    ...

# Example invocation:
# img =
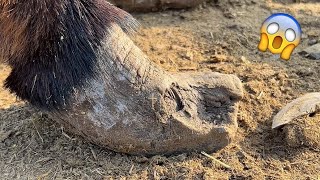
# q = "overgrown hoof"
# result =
<box><xmin>155</xmin><ymin>72</ymin><xmax>243</xmax><ymax>154</ymax></box>
<box><xmin>50</xmin><ymin>72</ymin><xmax>243</xmax><ymax>155</ymax></box>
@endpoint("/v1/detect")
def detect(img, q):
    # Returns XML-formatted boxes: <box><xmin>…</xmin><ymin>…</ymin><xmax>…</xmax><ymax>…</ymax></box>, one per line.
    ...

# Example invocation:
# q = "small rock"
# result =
<box><xmin>206</xmin><ymin>54</ymin><xmax>228</xmax><ymax>63</ymax></box>
<box><xmin>276</xmin><ymin>72</ymin><xmax>288</xmax><ymax>81</ymax></box>
<box><xmin>236</xmin><ymin>151</ymin><xmax>246</xmax><ymax>159</ymax></box>
<box><xmin>175</xmin><ymin>153</ymin><xmax>187</xmax><ymax>161</ymax></box>
<box><xmin>151</xmin><ymin>155</ymin><xmax>167</xmax><ymax>165</ymax></box>
<box><xmin>283</xmin><ymin>164</ymin><xmax>291</xmax><ymax>171</ymax></box>
<box><xmin>299</xmin><ymin>43</ymin><xmax>320</xmax><ymax>60</ymax></box>
<box><xmin>223</xmin><ymin>8</ymin><xmax>237</xmax><ymax>19</ymax></box>
<box><xmin>184</xmin><ymin>51</ymin><xmax>194</xmax><ymax>60</ymax></box>
<box><xmin>159</xmin><ymin>60</ymin><xmax>166</xmax><ymax>64</ymax></box>
<box><xmin>308</xmin><ymin>39</ymin><xmax>317</xmax><ymax>46</ymax></box>
<box><xmin>240</xmin><ymin>56</ymin><xmax>250</xmax><ymax>64</ymax></box>
<box><xmin>0</xmin><ymin>130</ymin><xmax>12</xmax><ymax>142</ymax></box>
<box><xmin>179</xmin><ymin>167</ymin><xmax>189</xmax><ymax>173</ymax></box>
<box><xmin>309</xmin><ymin>53</ymin><xmax>320</xmax><ymax>60</ymax></box>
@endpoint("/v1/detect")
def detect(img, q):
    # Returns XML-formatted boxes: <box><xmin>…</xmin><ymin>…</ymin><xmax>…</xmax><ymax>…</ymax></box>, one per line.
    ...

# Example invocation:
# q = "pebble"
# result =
<box><xmin>0</xmin><ymin>130</ymin><xmax>12</xmax><ymax>142</ymax></box>
<box><xmin>135</xmin><ymin>156</ymin><xmax>149</xmax><ymax>163</ymax></box>
<box><xmin>308</xmin><ymin>39</ymin><xmax>317</xmax><ymax>46</ymax></box>
<box><xmin>299</xmin><ymin>43</ymin><xmax>320</xmax><ymax>60</ymax></box>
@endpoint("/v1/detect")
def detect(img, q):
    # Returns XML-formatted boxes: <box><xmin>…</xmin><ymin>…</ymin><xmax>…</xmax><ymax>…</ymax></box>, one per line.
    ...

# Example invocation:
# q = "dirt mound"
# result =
<box><xmin>282</xmin><ymin>115</ymin><xmax>320</xmax><ymax>149</ymax></box>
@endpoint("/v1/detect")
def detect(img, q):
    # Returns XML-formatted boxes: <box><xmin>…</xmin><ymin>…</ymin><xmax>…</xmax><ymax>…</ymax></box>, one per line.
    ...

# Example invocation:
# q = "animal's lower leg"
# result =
<box><xmin>50</xmin><ymin>25</ymin><xmax>243</xmax><ymax>155</ymax></box>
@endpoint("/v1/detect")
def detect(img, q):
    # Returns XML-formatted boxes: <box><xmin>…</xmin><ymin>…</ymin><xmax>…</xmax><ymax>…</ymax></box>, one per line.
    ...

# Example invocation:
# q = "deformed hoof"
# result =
<box><xmin>0</xmin><ymin>0</ymin><xmax>242</xmax><ymax>156</ymax></box>
<box><xmin>51</xmin><ymin>72</ymin><xmax>243</xmax><ymax>155</ymax></box>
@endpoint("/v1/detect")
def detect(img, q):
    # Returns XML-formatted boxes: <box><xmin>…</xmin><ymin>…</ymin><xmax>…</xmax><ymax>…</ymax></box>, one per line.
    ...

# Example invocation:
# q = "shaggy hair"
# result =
<box><xmin>0</xmin><ymin>0</ymin><xmax>138</xmax><ymax>110</ymax></box>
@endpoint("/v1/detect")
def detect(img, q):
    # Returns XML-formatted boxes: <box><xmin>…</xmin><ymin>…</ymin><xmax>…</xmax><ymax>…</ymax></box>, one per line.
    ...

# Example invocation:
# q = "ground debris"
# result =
<box><xmin>299</xmin><ymin>43</ymin><xmax>320</xmax><ymax>60</ymax></box>
<box><xmin>0</xmin><ymin>130</ymin><xmax>12</xmax><ymax>142</ymax></box>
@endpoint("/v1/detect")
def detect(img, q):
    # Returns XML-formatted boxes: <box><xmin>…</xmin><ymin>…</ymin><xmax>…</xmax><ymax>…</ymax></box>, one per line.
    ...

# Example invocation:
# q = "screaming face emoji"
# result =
<box><xmin>258</xmin><ymin>13</ymin><xmax>302</xmax><ymax>60</ymax></box>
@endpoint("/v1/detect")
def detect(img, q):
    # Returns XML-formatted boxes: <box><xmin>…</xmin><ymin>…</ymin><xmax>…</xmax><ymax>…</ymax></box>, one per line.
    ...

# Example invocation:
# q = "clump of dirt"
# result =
<box><xmin>0</xmin><ymin>0</ymin><xmax>320</xmax><ymax>179</ymax></box>
<box><xmin>283</xmin><ymin>115</ymin><xmax>320</xmax><ymax>149</ymax></box>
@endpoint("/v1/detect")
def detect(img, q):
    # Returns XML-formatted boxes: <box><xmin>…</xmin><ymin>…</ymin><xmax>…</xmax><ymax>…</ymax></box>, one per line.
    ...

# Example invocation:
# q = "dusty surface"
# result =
<box><xmin>0</xmin><ymin>0</ymin><xmax>320</xmax><ymax>179</ymax></box>
<box><xmin>108</xmin><ymin>0</ymin><xmax>207</xmax><ymax>12</ymax></box>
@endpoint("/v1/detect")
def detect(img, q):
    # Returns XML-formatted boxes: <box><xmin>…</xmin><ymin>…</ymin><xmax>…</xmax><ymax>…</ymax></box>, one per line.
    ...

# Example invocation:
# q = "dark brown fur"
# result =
<box><xmin>0</xmin><ymin>0</ymin><xmax>138</xmax><ymax>110</ymax></box>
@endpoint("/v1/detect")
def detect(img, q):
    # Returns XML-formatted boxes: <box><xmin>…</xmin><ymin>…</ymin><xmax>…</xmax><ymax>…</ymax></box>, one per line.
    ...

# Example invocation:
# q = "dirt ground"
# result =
<box><xmin>1</xmin><ymin>0</ymin><xmax>320</xmax><ymax>179</ymax></box>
